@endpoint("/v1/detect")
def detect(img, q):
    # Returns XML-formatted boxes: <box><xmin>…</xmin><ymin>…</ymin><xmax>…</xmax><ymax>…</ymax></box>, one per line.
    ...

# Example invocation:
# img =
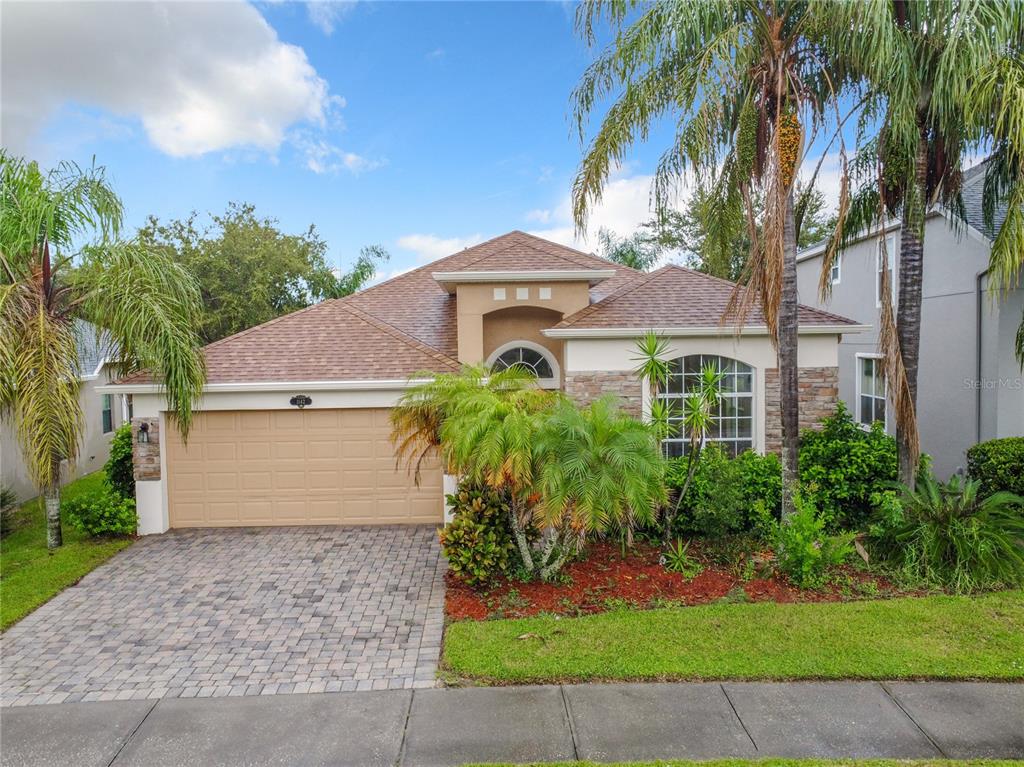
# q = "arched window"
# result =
<box><xmin>487</xmin><ymin>341</ymin><xmax>559</xmax><ymax>388</ymax></box>
<box><xmin>656</xmin><ymin>354</ymin><xmax>754</xmax><ymax>458</ymax></box>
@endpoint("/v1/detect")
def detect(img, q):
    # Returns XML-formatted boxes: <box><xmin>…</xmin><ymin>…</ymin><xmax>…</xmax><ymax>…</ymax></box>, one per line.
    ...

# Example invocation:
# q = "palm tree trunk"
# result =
<box><xmin>896</xmin><ymin>128</ymin><xmax>929</xmax><ymax>487</ymax></box>
<box><xmin>779</xmin><ymin>189</ymin><xmax>800</xmax><ymax>520</ymax></box>
<box><xmin>44</xmin><ymin>481</ymin><xmax>62</xmax><ymax>550</ymax></box>
<box><xmin>508</xmin><ymin>497</ymin><xmax>534</xmax><ymax>572</ymax></box>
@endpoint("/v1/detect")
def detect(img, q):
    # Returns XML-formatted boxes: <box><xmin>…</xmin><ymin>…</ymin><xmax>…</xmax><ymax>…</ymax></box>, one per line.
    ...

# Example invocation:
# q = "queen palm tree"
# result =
<box><xmin>0</xmin><ymin>154</ymin><xmax>206</xmax><ymax>549</ymax></box>
<box><xmin>571</xmin><ymin>0</ymin><xmax>869</xmax><ymax>518</ymax></box>
<box><xmin>825</xmin><ymin>1</ymin><xmax>1024</xmax><ymax>486</ymax></box>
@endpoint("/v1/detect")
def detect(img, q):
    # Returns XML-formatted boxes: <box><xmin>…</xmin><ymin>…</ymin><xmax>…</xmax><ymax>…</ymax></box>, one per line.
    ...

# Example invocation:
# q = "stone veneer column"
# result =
<box><xmin>764</xmin><ymin>366</ymin><xmax>839</xmax><ymax>453</ymax></box>
<box><xmin>564</xmin><ymin>372</ymin><xmax>643</xmax><ymax>418</ymax></box>
<box><xmin>131</xmin><ymin>417</ymin><xmax>161</xmax><ymax>481</ymax></box>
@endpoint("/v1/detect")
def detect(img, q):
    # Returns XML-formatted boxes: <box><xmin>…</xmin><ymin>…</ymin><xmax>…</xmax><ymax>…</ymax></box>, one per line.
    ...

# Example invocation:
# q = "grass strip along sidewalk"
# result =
<box><xmin>1</xmin><ymin>473</ymin><xmax>134</xmax><ymax>630</ymax></box>
<box><xmin>444</xmin><ymin>591</ymin><xmax>1024</xmax><ymax>683</ymax></box>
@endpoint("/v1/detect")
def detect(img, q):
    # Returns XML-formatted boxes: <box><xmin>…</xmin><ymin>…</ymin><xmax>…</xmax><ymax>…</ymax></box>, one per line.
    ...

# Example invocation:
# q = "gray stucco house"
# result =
<box><xmin>796</xmin><ymin>164</ymin><xmax>1024</xmax><ymax>477</ymax></box>
<box><xmin>0</xmin><ymin>320</ymin><xmax>128</xmax><ymax>501</ymax></box>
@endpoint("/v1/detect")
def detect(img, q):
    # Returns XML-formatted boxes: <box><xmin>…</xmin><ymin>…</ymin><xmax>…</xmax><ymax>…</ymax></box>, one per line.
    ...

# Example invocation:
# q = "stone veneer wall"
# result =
<box><xmin>131</xmin><ymin>417</ymin><xmax>161</xmax><ymax>481</ymax></box>
<box><xmin>764</xmin><ymin>366</ymin><xmax>839</xmax><ymax>453</ymax></box>
<box><xmin>564</xmin><ymin>372</ymin><xmax>643</xmax><ymax>418</ymax></box>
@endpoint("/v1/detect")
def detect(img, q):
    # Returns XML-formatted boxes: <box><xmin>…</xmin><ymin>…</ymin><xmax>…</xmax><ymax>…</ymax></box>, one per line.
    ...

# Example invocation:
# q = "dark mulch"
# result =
<box><xmin>444</xmin><ymin>540</ymin><xmax>911</xmax><ymax>621</ymax></box>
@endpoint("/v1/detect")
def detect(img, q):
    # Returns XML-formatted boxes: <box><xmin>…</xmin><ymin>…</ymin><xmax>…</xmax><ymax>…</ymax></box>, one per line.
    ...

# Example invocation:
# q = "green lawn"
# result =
<box><xmin>461</xmin><ymin>762</ymin><xmax>1019</xmax><ymax>767</ymax></box>
<box><xmin>444</xmin><ymin>591</ymin><xmax>1024</xmax><ymax>684</ymax></box>
<box><xmin>1</xmin><ymin>472</ymin><xmax>134</xmax><ymax>630</ymax></box>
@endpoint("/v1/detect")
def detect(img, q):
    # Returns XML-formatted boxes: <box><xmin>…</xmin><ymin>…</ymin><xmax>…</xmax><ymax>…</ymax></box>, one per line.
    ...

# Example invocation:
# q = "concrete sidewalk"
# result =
<box><xmin>2</xmin><ymin>681</ymin><xmax>1021</xmax><ymax>766</ymax></box>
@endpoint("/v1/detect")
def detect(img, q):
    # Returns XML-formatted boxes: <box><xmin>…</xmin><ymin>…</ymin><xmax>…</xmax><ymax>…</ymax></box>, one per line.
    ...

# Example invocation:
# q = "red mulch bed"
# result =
<box><xmin>445</xmin><ymin>541</ymin><xmax>905</xmax><ymax>621</ymax></box>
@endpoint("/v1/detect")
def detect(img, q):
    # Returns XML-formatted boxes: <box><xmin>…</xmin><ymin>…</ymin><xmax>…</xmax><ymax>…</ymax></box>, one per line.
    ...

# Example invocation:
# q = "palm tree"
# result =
<box><xmin>571</xmin><ymin>0</ymin><xmax>863</xmax><ymax>518</ymax></box>
<box><xmin>828</xmin><ymin>1</ymin><xmax>1024</xmax><ymax>486</ymax></box>
<box><xmin>0</xmin><ymin>154</ymin><xmax>206</xmax><ymax>549</ymax></box>
<box><xmin>533</xmin><ymin>396</ymin><xmax>667</xmax><ymax>577</ymax></box>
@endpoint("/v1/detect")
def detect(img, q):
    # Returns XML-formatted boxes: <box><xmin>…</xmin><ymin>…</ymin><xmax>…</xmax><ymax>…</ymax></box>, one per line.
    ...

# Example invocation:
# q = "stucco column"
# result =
<box><xmin>131</xmin><ymin>394</ymin><xmax>169</xmax><ymax>535</ymax></box>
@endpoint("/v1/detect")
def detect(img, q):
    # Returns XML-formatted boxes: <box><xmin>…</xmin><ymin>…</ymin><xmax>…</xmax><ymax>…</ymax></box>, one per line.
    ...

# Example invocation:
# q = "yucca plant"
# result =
<box><xmin>870</xmin><ymin>474</ymin><xmax>1024</xmax><ymax>593</ymax></box>
<box><xmin>1</xmin><ymin>153</ymin><xmax>206</xmax><ymax>549</ymax></box>
<box><xmin>533</xmin><ymin>396</ymin><xmax>667</xmax><ymax>578</ymax></box>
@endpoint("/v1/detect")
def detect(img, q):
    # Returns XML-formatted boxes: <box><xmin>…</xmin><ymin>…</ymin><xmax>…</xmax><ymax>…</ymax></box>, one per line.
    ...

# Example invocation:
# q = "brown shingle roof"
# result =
<box><xmin>553</xmin><ymin>264</ymin><xmax>860</xmax><ymax>330</ymax></box>
<box><xmin>343</xmin><ymin>230</ymin><xmax>639</xmax><ymax>356</ymax></box>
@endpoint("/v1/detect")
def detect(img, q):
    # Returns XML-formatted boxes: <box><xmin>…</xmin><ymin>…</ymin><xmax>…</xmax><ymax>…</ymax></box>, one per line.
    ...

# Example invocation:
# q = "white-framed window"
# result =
<box><xmin>656</xmin><ymin>354</ymin><xmax>754</xmax><ymax>458</ymax></box>
<box><xmin>876</xmin><ymin>235</ymin><xmax>897</xmax><ymax>307</ymax></box>
<box><xmin>856</xmin><ymin>355</ymin><xmax>886</xmax><ymax>428</ymax></box>
<box><xmin>101</xmin><ymin>393</ymin><xmax>114</xmax><ymax>434</ymax></box>
<box><xmin>487</xmin><ymin>340</ymin><xmax>560</xmax><ymax>389</ymax></box>
<box><xmin>830</xmin><ymin>254</ymin><xmax>841</xmax><ymax>285</ymax></box>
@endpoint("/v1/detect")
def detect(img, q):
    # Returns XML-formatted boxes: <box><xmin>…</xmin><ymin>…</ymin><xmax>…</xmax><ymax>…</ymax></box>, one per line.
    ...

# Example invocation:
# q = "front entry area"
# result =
<box><xmin>165</xmin><ymin>408</ymin><xmax>442</xmax><ymax>528</ymax></box>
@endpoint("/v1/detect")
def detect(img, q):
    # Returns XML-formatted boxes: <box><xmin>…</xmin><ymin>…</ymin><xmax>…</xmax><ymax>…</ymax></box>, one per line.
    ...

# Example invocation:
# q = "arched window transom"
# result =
<box><xmin>492</xmin><ymin>346</ymin><xmax>554</xmax><ymax>379</ymax></box>
<box><xmin>656</xmin><ymin>354</ymin><xmax>754</xmax><ymax>458</ymax></box>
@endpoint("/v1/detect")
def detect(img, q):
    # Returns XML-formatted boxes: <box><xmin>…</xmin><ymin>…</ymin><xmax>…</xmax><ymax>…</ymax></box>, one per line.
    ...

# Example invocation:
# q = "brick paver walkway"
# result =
<box><xmin>1</xmin><ymin>526</ymin><xmax>445</xmax><ymax>707</ymax></box>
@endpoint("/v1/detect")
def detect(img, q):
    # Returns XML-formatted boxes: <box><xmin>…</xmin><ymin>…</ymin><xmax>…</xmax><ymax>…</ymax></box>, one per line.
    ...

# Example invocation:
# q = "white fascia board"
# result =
<box><xmin>97</xmin><ymin>378</ymin><xmax>433</xmax><ymax>395</ymax></box>
<box><xmin>432</xmin><ymin>269</ymin><xmax>615</xmax><ymax>293</ymax></box>
<box><xmin>543</xmin><ymin>325</ymin><xmax>870</xmax><ymax>339</ymax></box>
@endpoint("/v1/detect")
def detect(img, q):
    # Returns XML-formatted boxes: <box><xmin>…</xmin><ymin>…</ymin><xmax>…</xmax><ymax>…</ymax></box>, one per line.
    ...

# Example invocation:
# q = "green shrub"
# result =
<box><xmin>1</xmin><ymin>485</ymin><xmax>18</xmax><ymax>538</ymax></box>
<box><xmin>439</xmin><ymin>481</ymin><xmax>516</xmax><ymax>587</ymax></box>
<box><xmin>868</xmin><ymin>473</ymin><xmax>1024</xmax><ymax>593</ymax></box>
<box><xmin>967</xmin><ymin>437</ymin><xmax>1024</xmax><ymax>497</ymax></box>
<box><xmin>62</xmin><ymin>482</ymin><xmax>137</xmax><ymax>537</ymax></box>
<box><xmin>662</xmin><ymin>539</ymin><xmax>703</xmax><ymax>578</ymax></box>
<box><xmin>104</xmin><ymin>423</ymin><xmax>135</xmax><ymax>499</ymax></box>
<box><xmin>668</xmin><ymin>446</ymin><xmax>781</xmax><ymax>537</ymax></box>
<box><xmin>760</xmin><ymin>493</ymin><xmax>853</xmax><ymax>588</ymax></box>
<box><xmin>799</xmin><ymin>402</ymin><xmax>897</xmax><ymax>531</ymax></box>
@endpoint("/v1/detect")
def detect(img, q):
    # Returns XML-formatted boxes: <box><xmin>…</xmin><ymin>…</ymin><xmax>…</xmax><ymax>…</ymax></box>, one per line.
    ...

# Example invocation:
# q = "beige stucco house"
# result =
<box><xmin>103</xmin><ymin>231</ymin><xmax>864</xmax><ymax>535</ymax></box>
<box><xmin>1</xmin><ymin>320</ymin><xmax>128</xmax><ymax>502</ymax></box>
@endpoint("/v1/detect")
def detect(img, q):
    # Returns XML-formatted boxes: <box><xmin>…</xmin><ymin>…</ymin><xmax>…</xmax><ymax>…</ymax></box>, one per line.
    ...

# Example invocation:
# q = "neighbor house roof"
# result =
<box><xmin>114</xmin><ymin>231</ymin><xmax>860</xmax><ymax>387</ymax></box>
<box><xmin>548</xmin><ymin>265</ymin><xmax>861</xmax><ymax>332</ymax></box>
<box><xmin>74</xmin><ymin>319</ymin><xmax>117</xmax><ymax>379</ymax></box>
<box><xmin>960</xmin><ymin>160</ymin><xmax>1011</xmax><ymax>240</ymax></box>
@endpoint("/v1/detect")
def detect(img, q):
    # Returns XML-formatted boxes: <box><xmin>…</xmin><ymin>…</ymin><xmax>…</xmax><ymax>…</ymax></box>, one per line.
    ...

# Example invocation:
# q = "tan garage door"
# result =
<box><xmin>166</xmin><ymin>409</ymin><xmax>442</xmax><ymax>527</ymax></box>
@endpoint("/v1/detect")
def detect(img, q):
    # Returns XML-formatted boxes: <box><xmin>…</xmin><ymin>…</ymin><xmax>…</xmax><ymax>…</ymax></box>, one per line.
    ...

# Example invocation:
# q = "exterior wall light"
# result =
<box><xmin>137</xmin><ymin>422</ymin><xmax>150</xmax><ymax>444</ymax></box>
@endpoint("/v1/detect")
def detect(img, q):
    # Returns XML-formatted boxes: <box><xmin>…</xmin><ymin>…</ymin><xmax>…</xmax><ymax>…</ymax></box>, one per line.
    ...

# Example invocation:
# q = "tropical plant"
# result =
<box><xmin>533</xmin><ymin>396</ymin><xmax>667</xmax><ymax>577</ymax></box>
<box><xmin>661</xmin><ymin>538</ymin><xmax>703</xmax><ymax>578</ymax></box>
<box><xmin>390</xmin><ymin>364</ymin><xmax>539</xmax><ymax>483</ymax></box>
<box><xmin>966</xmin><ymin>437</ymin><xmax>1024</xmax><ymax>497</ymax></box>
<box><xmin>439</xmin><ymin>481</ymin><xmax>516</xmax><ymax>587</ymax></box>
<box><xmin>61</xmin><ymin>482</ymin><xmax>137</xmax><ymax>537</ymax></box>
<box><xmin>572</xmin><ymin>0</ymin><xmax>865</xmax><ymax>519</ymax></box>
<box><xmin>104</xmin><ymin>423</ymin><xmax>135</xmax><ymax>499</ymax></box>
<box><xmin>869</xmin><ymin>474</ymin><xmax>1024</xmax><ymax>593</ymax></box>
<box><xmin>827</xmin><ymin>1</ymin><xmax>1024</xmax><ymax>486</ymax></box>
<box><xmin>760</xmin><ymin>492</ymin><xmax>854</xmax><ymax>589</ymax></box>
<box><xmin>596</xmin><ymin>227</ymin><xmax>662</xmax><ymax>271</ymax></box>
<box><xmin>1</xmin><ymin>153</ymin><xmax>206</xmax><ymax>549</ymax></box>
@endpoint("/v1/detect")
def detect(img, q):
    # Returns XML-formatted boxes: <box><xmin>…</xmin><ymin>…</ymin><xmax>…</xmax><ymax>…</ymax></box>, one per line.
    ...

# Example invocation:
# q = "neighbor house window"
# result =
<box><xmin>489</xmin><ymin>342</ymin><xmax>559</xmax><ymax>388</ymax></box>
<box><xmin>830</xmin><ymin>255</ymin><xmax>841</xmax><ymax>285</ymax></box>
<box><xmin>857</xmin><ymin>356</ymin><xmax>886</xmax><ymax>427</ymax></box>
<box><xmin>101</xmin><ymin>394</ymin><xmax>113</xmax><ymax>434</ymax></box>
<box><xmin>876</xmin><ymin>235</ymin><xmax>897</xmax><ymax>307</ymax></box>
<box><xmin>656</xmin><ymin>355</ymin><xmax>754</xmax><ymax>458</ymax></box>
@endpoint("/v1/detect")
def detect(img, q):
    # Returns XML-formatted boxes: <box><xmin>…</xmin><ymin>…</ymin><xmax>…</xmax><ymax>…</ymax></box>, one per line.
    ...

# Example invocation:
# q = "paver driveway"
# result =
<box><xmin>1</xmin><ymin>526</ymin><xmax>445</xmax><ymax>707</ymax></box>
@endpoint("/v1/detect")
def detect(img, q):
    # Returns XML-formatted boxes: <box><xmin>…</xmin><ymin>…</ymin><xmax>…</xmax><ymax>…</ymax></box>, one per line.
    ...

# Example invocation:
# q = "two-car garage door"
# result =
<box><xmin>165</xmin><ymin>408</ymin><xmax>442</xmax><ymax>527</ymax></box>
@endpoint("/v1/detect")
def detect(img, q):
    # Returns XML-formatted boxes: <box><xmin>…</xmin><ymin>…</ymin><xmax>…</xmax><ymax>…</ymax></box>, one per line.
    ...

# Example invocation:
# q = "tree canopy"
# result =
<box><xmin>138</xmin><ymin>203</ymin><xmax>388</xmax><ymax>343</ymax></box>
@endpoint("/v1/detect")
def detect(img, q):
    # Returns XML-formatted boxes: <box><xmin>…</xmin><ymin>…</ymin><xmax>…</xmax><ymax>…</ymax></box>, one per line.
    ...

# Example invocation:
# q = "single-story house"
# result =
<box><xmin>103</xmin><ymin>231</ymin><xmax>865</xmax><ymax>534</ymax></box>
<box><xmin>2</xmin><ymin>320</ymin><xmax>129</xmax><ymax>502</ymax></box>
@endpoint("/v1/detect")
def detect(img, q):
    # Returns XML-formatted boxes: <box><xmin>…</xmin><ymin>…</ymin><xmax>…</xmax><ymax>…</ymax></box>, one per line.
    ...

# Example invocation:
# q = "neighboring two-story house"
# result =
<box><xmin>796</xmin><ymin>164</ymin><xmax>1024</xmax><ymax>477</ymax></box>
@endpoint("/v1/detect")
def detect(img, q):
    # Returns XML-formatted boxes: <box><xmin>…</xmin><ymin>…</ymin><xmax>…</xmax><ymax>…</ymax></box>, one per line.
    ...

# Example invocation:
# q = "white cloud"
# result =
<box><xmin>798</xmin><ymin>152</ymin><xmax>844</xmax><ymax>212</ymax></box>
<box><xmin>526</xmin><ymin>171</ymin><xmax>685</xmax><ymax>252</ymax></box>
<box><xmin>293</xmin><ymin>133</ymin><xmax>384</xmax><ymax>175</ymax></box>
<box><xmin>425</xmin><ymin>47</ymin><xmax>445</xmax><ymax>60</ymax></box>
<box><xmin>396</xmin><ymin>233</ymin><xmax>485</xmax><ymax>263</ymax></box>
<box><xmin>1</xmin><ymin>0</ymin><xmax>335</xmax><ymax>159</ymax></box>
<box><xmin>306</xmin><ymin>1</ymin><xmax>356</xmax><ymax>35</ymax></box>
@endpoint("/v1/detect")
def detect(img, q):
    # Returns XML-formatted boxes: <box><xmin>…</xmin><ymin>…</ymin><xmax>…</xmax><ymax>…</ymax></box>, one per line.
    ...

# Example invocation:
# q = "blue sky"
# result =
<box><xmin>2</xmin><ymin>1</ymin><xmax>840</xmax><ymax>280</ymax></box>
